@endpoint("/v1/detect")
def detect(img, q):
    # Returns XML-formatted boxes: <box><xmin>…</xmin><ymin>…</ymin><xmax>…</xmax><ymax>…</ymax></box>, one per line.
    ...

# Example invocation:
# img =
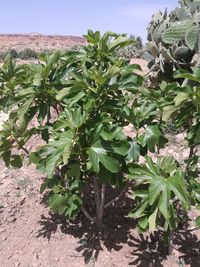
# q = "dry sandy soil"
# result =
<box><xmin>0</xmin><ymin>34</ymin><xmax>86</xmax><ymax>52</ymax></box>
<box><xmin>0</xmin><ymin>36</ymin><xmax>200</xmax><ymax>266</ymax></box>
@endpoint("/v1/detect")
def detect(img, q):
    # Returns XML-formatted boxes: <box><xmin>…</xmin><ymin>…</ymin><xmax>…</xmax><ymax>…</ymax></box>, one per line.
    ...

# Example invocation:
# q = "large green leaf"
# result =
<box><xmin>149</xmin><ymin>208</ymin><xmax>158</xmax><ymax>232</ymax></box>
<box><xmin>126</xmin><ymin>141</ymin><xmax>140</xmax><ymax>161</ymax></box>
<box><xmin>17</xmin><ymin>97</ymin><xmax>34</xmax><ymax>122</ymax></box>
<box><xmin>162</xmin><ymin>105</ymin><xmax>178</xmax><ymax>122</ymax></box>
<box><xmin>138</xmin><ymin>125</ymin><xmax>162</xmax><ymax>152</ymax></box>
<box><xmin>109</xmin><ymin>36</ymin><xmax>134</xmax><ymax>51</ymax></box>
<box><xmin>46</xmin><ymin>148</ymin><xmax>63</xmax><ymax>178</ymax></box>
<box><xmin>10</xmin><ymin>155</ymin><xmax>23</xmax><ymax>168</ymax></box>
<box><xmin>48</xmin><ymin>193</ymin><xmax>68</xmax><ymax>215</ymax></box>
<box><xmin>87</xmin><ymin>141</ymin><xmax>120</xmax><ymax>173</ymax></box>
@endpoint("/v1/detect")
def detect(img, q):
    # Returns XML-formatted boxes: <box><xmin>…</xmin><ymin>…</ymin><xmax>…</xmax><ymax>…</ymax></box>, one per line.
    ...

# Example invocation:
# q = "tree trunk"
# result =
<box><xmin>97</xmin><ymin>184</ymin><xmax>105</xmax><ymax>226</ymax></box>
<box><xmin>168</xmin><ymin>230</ymin><xmax>174</xmax><ymax>255</ymax></box>
<box><xmin>92</xmin><ymin>176</ymin><xmax>106</xmax><ymax>227</ymax></box>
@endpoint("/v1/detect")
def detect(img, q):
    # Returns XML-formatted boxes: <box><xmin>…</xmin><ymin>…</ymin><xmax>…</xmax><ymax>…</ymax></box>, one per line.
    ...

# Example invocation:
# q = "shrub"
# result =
<box><xmin>18</xmin><ymin>48</ymin><xmax>37</xmax><ymax>59</ymax></box>
<box><xmin>0</xmin><ymin>30</ymin><xmax>199</xmax><ymax>255</ymax></box>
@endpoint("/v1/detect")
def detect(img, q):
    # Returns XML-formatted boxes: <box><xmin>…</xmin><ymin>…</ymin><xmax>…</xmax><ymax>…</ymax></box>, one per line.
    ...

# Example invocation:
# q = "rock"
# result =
<box><xmin>7</xmin><ymin>216</ymin><xmax>16</xmax><ymax>223</ymax></box>
<box><xmin>20</xmin><ymin>197</ymin><xmax>26</xmax><ymax>205</ymax></box>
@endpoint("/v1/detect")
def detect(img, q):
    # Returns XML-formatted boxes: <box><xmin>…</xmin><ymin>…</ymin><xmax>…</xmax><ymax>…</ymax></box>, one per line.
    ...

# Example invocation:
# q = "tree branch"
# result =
<box><xmin>81</xmin><ymin>206</ymin><xmax>94</xmax><ymax>223</ymax></box>
<box><xmin>93</xmin><ymin>175</ymin><xmax>101</xmax><ymax>215</ymax></box>
<box><xmin>98</xmin><ymin>184</ymin><xmax>106</xmax><ymax>225</ymax></box>
<box><xmin>104</xmin><ymin>181</ymin><xmax>130</xmax><ymax>209</ymax></box>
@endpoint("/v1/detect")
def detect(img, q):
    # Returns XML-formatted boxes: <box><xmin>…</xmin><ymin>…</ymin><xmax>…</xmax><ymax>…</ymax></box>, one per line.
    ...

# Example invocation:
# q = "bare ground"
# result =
<box><xmin>0</xmin><ymin>34</ymin><xmax>86</xmax><ymax>52</ymax></box>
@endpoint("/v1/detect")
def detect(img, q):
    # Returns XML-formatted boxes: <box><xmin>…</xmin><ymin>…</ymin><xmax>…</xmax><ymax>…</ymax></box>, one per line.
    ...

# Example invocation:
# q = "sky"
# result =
<box><xmin>1</xmin><ymin>0</ymin><xmax>178</xmax><ymax>41</ymax></box>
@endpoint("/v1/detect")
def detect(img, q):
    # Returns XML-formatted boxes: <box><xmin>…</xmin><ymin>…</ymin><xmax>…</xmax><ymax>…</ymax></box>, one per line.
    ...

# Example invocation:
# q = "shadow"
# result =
<box><xmin>176</xmin><ymin>230</ymin><xmax>200</xmax><ymax>267</ymax></box>
<box><xmin>127</xmin><ymin>229</ymin><xmax>200</xmax><ymax>267</ymax></box>
<box><xmin>36</xmin><ymin>186</ymin><xmax>200</xmax><ymax>266</ymax></box>
<box><xmin>127</xmin><ymin>232</ymin><xmax>168</xmax><ymax>266</ymax></box>
<box><xmin>36</xmin><ymin>186</ymin><xmax>135</xmax><ymax>264</ymax></box>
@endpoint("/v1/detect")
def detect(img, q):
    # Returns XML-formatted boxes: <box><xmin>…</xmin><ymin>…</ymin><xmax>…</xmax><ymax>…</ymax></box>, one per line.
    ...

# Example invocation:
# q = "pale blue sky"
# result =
<box><xmin>1</xmin><ymin>0</ymin><xmax>178</xmax><ymax>41</ymax></box>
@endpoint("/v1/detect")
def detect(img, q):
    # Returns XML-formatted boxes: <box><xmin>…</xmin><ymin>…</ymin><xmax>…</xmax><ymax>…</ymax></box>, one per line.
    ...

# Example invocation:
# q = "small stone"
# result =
<box><xmin>0</xmin><ymin>228</ymin><xmax>6</xmax><ymax>233</ymax></box>
<box><xmin>20</xmin><ymin>197</ymin><xmax>26</xmax><ymax>205</ymax></box>
<box><xmin>7</xmin><ymin>216</ymin><xmax>16</xmax><ymax>223</ymax></box>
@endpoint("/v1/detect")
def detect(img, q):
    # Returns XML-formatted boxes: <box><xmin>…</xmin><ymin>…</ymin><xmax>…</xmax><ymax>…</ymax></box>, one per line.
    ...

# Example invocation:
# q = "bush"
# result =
<box><xmin>0</xmin><ymin>30</ymin><xmax>199</xmax><ymax>256</ymax></box>
<box><xmin>18</xmin><ymin>48</ymin><xmax>37</xmax><ymax>59</ymax></box>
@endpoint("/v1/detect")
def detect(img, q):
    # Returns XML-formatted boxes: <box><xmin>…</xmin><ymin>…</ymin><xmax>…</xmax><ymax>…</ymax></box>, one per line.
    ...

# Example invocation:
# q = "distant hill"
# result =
<box><xmin>0</xmin><ymin>34</ymin><xmax>86</xmax><ymax>52</ymax></box>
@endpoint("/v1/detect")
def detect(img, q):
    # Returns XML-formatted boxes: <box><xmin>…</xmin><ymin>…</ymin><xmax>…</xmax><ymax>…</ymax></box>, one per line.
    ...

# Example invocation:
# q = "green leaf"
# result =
<box><xmin>174</xmin><ymin>92</ymin><xmax>189</xmax><ymax>107</ymax></box>
<box><xmin>110</xmin><ymin>141</ymin><xmax>130</xmax><ymax>156</ymax></box>
<box><xmin>127</xmin><ymin>141</ymin><xmax>140</xmax><ymax>161</ymax></box>
<box><xmin>46</xmin><ymin>148</ymin><xmax>63</xmax><ymax>178</ymax></box>
<box><xmin>67</xmin><ymin>163</ymin><xmax>81</xmax><ymax>179</ymax></box>
<box><xmin>129</xmin><ymin>198</ymin><xmax>149</xmax><ymax>219</ymax></box>
<box><xmin>63</xmin><ymin>141</ymin><xmax>72</xmax><ymax>164</ymax></box>
<box><xmin>99</xmin><ymin>154</ymin><xmax>120</xmax><ymax>173</ymax></box>
<box><xmin>2</xmin><ymin>150</ymin><xmax>11</xmax><ymax>167</ymax></box>
<box><xmin>48</xmin><ymin>193</ymin><xmax>68</xmax><ymax>215</ymax></box>
<box><xmin>87</xmin><ymin>141</ymin><xmax>120</xmax><ymax>173</ymax></box>
<box><xmin>149</xmin><ymin>208</ymin><xmax>158</xmax><ymax>232</ymax></box>
<box><xmin>138</xmin><ymin>216</ymin><xmax>149</xmax><ymax>231</ymax></box>
<box><xmin>162</xmin><ymin>106</ymin><xmax>178</xmax><ymax>122</ymax></box>
<box><xmin>195</xmin><ymin>216</ymin><xmax>200</xmax><ymax>226</ymax></box>
<box><xmin>56</xmin><ymin>87</ymin><xmax>73</xmax><ymax>101</ymax></box>
<box><xmin>10</xmin><ymin>155</ymin><xmax>23</xmax><ymax>168</ymax></box>
<box><xmin>17</xmin><ymin>97</ymin><xmax>34</xmax><ymax>122</ymax></box>
<box><xmin>138</xmin><ymin>125</ymin><xmax>161</xmax><ymax>152</ymax></box>
<box><xmin>109</xmin><ymin>36</ymin><xmax>134</xmax><ymax>51</ymax></box>
<box><xmin>33</xmin><ymin>73</ymin><xmax>43</xmax><ymax>86</ymax></box>
<box><xmin>168</xmin><ymin>173</ymin><xmax>190</xmax><ymax>206</ymax></box>
<box><xmin>149</xmin><ymin>175</ymin><xmax>171</xmax><ymax>220</ymax></box>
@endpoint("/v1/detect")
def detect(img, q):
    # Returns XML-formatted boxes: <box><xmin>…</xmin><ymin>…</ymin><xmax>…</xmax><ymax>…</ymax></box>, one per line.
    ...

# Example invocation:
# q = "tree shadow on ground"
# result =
<box><xmin>36</xmin><ymin>188</ymin><xmax>200</xmax><ymax>266</ymax></box>
<box><xmin>36</xmin><ymin>187</ymin><xmax>136</xmax><ymax>264</ymax></box>
<box><xmin>127</xmin><ymin>230</ymin><xmax>200</xmax><ymax>267</ymax></box>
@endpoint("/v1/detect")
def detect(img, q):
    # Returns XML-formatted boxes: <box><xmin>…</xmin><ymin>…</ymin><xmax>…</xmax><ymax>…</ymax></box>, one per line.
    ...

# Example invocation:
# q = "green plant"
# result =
<box><xmin>128</xmin><ymin>155</ymin><xmax>190</xmax><ymax>252</ymax></box>
<box><xmin>0</xmin><ymin>30</ymin><xmax>199</xmax><ymax>258</ymax></box>
<box><xmin>145</xmin><ymin>0</ymin><xmax>200</xmax><ymax>83</ymax></box>
<box><xmin>18</xmin><ymin>48</ymin><xmax>37</xmax><ymax>59</ymax></box>
<box><xmin>136</xmin><ymin>67</ymin><xmax>199</xmax><ymax>253</ymax></box>
<box><xmin>0</xmin><ymin>30</ymin><xmax>144</xmax><ymax>226</ymax></box>
<box><xmin>117</xmin><ymin>35</ymin><xmax>143</xmax><ymax>59</ymax></box>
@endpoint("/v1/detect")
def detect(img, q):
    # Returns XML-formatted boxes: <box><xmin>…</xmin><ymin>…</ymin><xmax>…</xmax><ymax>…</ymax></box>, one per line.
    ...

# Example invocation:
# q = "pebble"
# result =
<box><xmin>0</xmin><ymin>228</ymin><xmax>6</xmax><ymax>233</ymax></box>
<box><xmin>20</xmin><ymin>197</ymin><xmax>26</xmax><ymax>205</ymax></box>
<box><xmin>7</xmin><ymin>216</ymin><xmax>16</xmax><ymax>223</ymax></box>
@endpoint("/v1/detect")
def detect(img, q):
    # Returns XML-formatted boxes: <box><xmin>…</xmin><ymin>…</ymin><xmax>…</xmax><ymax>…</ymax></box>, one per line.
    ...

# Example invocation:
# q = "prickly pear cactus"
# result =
<box><xmin>146</xmin><ymin>0</ymin><xmax>200</xmax><ymax>83</ymax></box>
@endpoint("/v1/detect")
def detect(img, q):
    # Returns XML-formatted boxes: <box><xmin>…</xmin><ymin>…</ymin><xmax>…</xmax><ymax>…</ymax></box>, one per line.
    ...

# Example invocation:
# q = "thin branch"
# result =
<box><xmin>179</xmin><ymin>226</ymin><xmax>200</xmax><ymax>232</ymax></box>
<box><xmin>186</xmin><ymin>145</ymin><xmax>195</xmax><ymax>172</ymax></box>
<box><xmin>14</xmin><ymin>136</ymin><xmax>29</xmax><ymax>154</ymax></box>
<box><xmin>168</xmin><ymin>230</ymin><xmax>174</xmax><ymax>255</ymax></box>
<box><xmin>98</xmin><ymin>184</ymin><xmax>106</xmax><ymax>224</ymax></box>
<box><xmin>104</xmin><ymin>181</ymin><xmax>130</xmax><ymax>209</ymax></box>
<box><xmin>53</xmin><ymin>105</ymin><xmax>59</xmax><ymax>116</ymax></box>
<box><xmin>81</xmin><ymin>206</ymin><xmax>94</xmax><ymax>223</ymax></box>
<box><xmin>92</xmin><ymin>175</ymin><xmax>100</xmax><ymax>215</ymax></box>
<box><xmin>20</xmin><ymin>146</ymin><xmax>29</xmax><ymax>154</ymax></box>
